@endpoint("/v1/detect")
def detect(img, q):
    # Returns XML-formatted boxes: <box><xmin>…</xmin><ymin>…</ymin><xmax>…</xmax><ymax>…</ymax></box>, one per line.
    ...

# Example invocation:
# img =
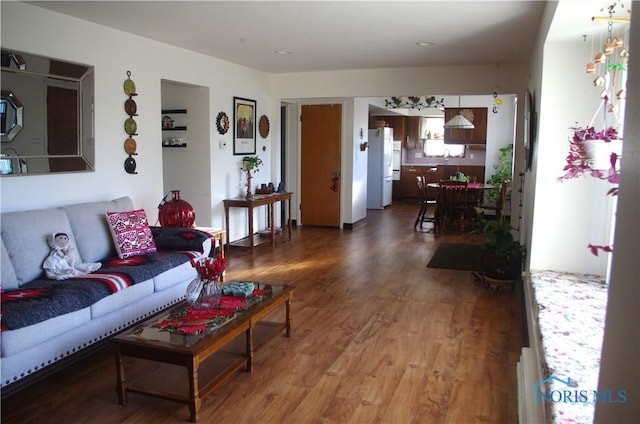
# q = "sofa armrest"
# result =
<box><xmin>150</xmin><ymin>227</ymin><xmax>213</xmax><ymax>255</ymax></box>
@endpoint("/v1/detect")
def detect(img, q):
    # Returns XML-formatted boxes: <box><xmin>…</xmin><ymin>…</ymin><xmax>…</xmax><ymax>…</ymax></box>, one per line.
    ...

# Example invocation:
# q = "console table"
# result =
<box><xmin>223</xmin><ymin>192</ymin><xmax>293</xmax><ymax>255</ymax></box>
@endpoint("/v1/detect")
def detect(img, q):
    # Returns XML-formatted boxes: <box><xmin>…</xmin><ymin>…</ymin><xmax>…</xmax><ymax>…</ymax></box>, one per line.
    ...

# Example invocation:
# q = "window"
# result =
<box><xmin>423</xmin><ymin>139</ymin><xmax>465</xmax><ymax>157</ymax></box>
<box><xmin>421</xmin><ymin>116</ymin><xmax>465</xmax><ymax>157</ymax></box>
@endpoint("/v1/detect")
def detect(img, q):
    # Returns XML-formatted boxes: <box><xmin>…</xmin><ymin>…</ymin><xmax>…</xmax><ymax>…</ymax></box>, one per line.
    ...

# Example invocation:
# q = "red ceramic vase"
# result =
<box><xmin>159</xmin><ymin>190</ymin><xmax>195</xmax><ymax>227</ymax></box>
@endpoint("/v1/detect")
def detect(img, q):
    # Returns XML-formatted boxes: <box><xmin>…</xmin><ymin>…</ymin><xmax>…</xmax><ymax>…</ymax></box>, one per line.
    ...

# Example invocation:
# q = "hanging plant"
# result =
<box><xmin>558</xmin><ymin>125</ymin><xmax>620</xmax><ymax>183</ymax></box>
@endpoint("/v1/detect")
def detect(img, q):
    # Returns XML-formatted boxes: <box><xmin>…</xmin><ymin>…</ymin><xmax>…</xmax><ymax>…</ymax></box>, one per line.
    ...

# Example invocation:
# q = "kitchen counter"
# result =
<box><xmin>394</xmin><ymin>164</ymin><xmax>486</xmax><ymax>199</ymax></box>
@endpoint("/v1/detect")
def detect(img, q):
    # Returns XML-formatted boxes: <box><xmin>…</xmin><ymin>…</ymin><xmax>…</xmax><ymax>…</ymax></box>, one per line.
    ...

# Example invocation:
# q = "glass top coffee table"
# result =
<box><xmin>111</xmin><ymin>282</ymin><xmax>293</xmax><ymax>422</ymax></box>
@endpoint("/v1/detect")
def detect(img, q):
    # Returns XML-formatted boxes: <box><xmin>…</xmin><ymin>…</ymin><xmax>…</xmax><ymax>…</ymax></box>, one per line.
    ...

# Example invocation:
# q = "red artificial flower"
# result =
<box><xmin>190</xmin><ymin>253</ymin><xmax>227</xmax><ymax>280</ymax></box>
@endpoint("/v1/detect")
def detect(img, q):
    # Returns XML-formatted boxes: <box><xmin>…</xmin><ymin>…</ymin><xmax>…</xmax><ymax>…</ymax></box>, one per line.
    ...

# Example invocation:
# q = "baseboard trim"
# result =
<box><xmin>343</xmin><ymin>217</ymin><xmax>367</xmax><ymax>230</ymax></box>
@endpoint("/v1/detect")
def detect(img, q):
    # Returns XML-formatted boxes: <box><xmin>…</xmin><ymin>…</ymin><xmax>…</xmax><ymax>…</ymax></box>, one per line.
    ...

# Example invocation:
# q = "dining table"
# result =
<box><xmin>427</xmin><ymin>182</ymin><xmax>494</xmax><ymax>190</ymax></box>
<box><xmin>428</xmin><ymin>182</ymin><xmax>495</xmax><ymax>233</ymax></box>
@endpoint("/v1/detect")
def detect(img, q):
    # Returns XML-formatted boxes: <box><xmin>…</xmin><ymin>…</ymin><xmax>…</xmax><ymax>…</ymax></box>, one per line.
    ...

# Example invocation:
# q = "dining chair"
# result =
<box><xmin>438</xmin><ymin>179</ymin><xmax>474</xmax><ymax>232</ymax></box>
<box><xmin>414</xmin><ymin>175</ymin><xmax>437</xmax><ymax>232</ymax></box>
<box><xmin>477</xmin><ymin>180</ymin><xmax>508</xmax><ymax>223</ymax></box>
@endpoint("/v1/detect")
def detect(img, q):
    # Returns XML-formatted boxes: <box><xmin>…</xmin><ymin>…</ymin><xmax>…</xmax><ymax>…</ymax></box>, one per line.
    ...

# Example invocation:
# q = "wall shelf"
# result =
<box><xmin>162</xmin><ymin>143</ymin><xmax>187</xmax><ymax>148</ymax></box>
<box><xmin>162</xmin><ymin>109</ymin><xmax>187</xmax><ymax>114</ymax></box>
<box><xmin>162</xmin><ymin>126</ymin><xmax>187</xmax><ymax>131</ymax></box>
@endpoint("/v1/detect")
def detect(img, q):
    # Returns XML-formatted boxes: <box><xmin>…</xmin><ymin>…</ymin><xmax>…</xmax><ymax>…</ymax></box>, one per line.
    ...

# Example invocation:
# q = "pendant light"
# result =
<box><xmin>444</xmin><ymin>96</ymin><xmax>475</xmax><ymax>129</ymax></box>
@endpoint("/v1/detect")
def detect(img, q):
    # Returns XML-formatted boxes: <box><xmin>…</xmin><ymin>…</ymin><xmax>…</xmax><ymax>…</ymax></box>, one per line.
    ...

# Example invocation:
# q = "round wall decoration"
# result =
<box><xmin>216</xmin><ymin>111</ymin><xmax>229</xmax><ymax>135</ymax></box>
<box><xmin>259</xmin><ymin>115</ymin><xmax>270</xmax><ymax>138</ymax></box>
<box><xmin>459</xmin><ymin>109</ymin><xmax>475</xmax><ymax>123</ymax></box>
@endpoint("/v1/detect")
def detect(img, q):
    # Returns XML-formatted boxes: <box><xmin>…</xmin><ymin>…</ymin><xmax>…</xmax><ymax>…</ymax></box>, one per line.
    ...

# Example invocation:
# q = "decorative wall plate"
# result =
<box><xmin>124</xmin><ymin>78</ymin><xmax>137</xmax><ymax>97</ymax></box>
<box><xmin>124</xmin><ymin>98</ymin><xmax>137</xmax><ymax>116</ymax></box>
<box><xmin>216</xmin><ymin>111</ymin><xmax>229</xmax><ymax>134</ymax></box>
<box><xmin>459</xmin><ymin>109</ymin><xmax>475</xmax><ymax>123</ymax></box>
<box><xmin>124</xmin><ymin>137</ymin><xmax>137</xmax><ymax>154</ymax></box>
<box><xmin>124</xmin><ymin>156</ymin><xmax>137</xmax><ymax>174</ymax></box>
<box><xmin>259</xmin><ymin>115</ymin><xmax>270</xmax><ymax>138</ymax></box>
<box><xmin>124</xmin><ymin>118</ymin><xmax>137</xmax><ymax>135</ymax></box>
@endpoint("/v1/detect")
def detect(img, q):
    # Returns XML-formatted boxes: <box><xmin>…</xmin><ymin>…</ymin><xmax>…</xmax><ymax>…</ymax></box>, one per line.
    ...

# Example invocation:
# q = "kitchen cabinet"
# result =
<box><xmin>380</xmin><ymin>116</ymin><xmax>405</xmax><ymax>143</ymax></box>
<box><xmin>375</xmin><ymin>116</ymin><xmax>421</xmax><ymax>149</ymax></box>
<box><xmin>405</xmin><ymin>116</ymin><xmax>421</xmax><ymax>149</ymax></box>
<box><xmin>442</xmin><ymin>165</ymin><xmax>485</xmax><ymax>183</ymax></box>
<box><xmin>444</xmin><ymin>107</ymin><xmax>487</xmax><ymax>144</ymax></box>
<box><xmin>399</xmin><ymin>165</ymin><xmax>443</xmax><ymax>198</ymax></box>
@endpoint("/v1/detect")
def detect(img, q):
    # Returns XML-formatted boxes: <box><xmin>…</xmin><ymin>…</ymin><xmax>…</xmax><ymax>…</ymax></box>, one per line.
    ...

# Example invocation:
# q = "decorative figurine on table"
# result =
<box><xmin>43</xmin><ymin>232</ymin><xmax>101</xmax><ymax>280</ymax></box>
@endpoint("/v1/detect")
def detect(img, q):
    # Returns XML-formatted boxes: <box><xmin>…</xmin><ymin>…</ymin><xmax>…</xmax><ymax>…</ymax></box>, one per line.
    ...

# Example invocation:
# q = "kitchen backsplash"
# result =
<box><xmin>402</xmin><ymin>148</ymin><xmax>486</xmax><ymax>166</ymax></box>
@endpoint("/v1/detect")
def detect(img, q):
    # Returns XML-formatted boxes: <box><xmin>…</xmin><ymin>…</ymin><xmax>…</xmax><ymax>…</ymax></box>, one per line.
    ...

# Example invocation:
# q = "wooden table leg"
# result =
<box><xmin>285</xmin><ymin>294</ymin><xmax>293</xmax><ymax>337</ymax></box>
<box><xmin>246</xmin><ymin>326</ymin><xmax>254</xmax><ymax>372</ymax></box>
<box><xmin>287</xmin><ymin>197</ymin><xmax>292</xmax><ymax>240</ymax></box>
<box><xmin>187</xmin><ymin>358</ymin><xmax>201</xmax><ymax>423</ymax></box>
<box><xmin>269</xmin><ymin>203</ymin><xmax>275</xmax><ymax>247</ymax></box>
<box><xmin>113</xmin><ymin>345</ymin><xmax>127</xmax><ymax>406</ymax></box>
<box><xmin>248</xmin><ymin>205</ymin><xmax>254</xmax><ymax>255</ymax></box>
<box><xmin>224</xmin><ymin>203</ymin><xmax>230</xmax><ymax>253</ymax></box>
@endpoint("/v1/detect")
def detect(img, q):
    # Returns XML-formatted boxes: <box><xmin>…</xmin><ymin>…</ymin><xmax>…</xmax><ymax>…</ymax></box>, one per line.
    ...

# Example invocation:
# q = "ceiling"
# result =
<box><xmin>25</xmin><ymin>1</ymin><xmax>631</xmax><ymax>75</ymax></box>
<box><xmin>26</xmin><ymin>1</ymin><xmax>557</xmax><ymax>74</ymax></box>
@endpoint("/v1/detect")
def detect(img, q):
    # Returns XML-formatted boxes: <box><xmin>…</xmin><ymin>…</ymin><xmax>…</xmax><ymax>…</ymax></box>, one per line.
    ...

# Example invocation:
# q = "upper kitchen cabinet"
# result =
<box><xmin>444</xmin><ymin>107</ymin><xmax>487</xmax><ymax>144</ymax></box>
<box><xmin>405</xmin><ymin>116</ymin><xmax>421</xmax><ymax>149</ymax></box>
<box><xmin>381</xmin><ymin>116</ymin><xmax>405</xmax><ymax>144</ymax></box>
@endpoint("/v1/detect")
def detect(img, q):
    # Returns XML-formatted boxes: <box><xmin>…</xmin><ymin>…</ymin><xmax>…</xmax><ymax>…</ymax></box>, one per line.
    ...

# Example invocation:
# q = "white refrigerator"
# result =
<box><xmin>367</xmin><ymin>128</ymin><xmax>394</xmax><ymax>209</ymax></box>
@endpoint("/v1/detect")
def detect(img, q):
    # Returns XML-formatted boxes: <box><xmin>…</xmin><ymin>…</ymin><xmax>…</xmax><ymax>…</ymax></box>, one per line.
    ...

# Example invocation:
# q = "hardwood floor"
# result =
<box><xmin>1</xmin><ymin>202</ymin><xmax>524</xmax><ymax>424</ymax></box>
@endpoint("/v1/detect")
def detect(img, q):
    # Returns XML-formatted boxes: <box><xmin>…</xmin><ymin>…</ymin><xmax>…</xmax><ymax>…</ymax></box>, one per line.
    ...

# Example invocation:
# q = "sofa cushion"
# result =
<box><xmin>90</xmin><ymin>279</ymin><xmax>154</xmax><ymax>319</ymax></box>
<box><xmin>0</xmin><ymin>278</ymin><xmax>116</xmax><ymax>331</ymax></box>
<box><xmin>1</xmin><ymin>208</ymin><xmax>79</xmax><ymax>286</ymax></box>
<box><xmin>106</xmin><ymin>209</ymin><xmax>157</xmax><ymax>258</ymax></box>
<box><xmin>1</xmin><ymin>308</ymin><xmax>91</xmax><ymax>357</ymax></box>
<box><xmin>1</xmin><ymin>238</ymin><xmax>19</xmax><ymax>290</ymax></box>
<box><xmin>63</xmin><ymin>196</ymin><xmax>134</xmax><ymax>263</ymax></box>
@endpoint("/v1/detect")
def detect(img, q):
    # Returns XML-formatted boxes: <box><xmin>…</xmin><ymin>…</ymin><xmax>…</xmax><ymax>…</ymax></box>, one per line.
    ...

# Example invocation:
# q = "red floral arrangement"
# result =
<box><xmin>190</xmin><ymin>254</ymin><xmax>227</xmax><ymax>280</ymax></box>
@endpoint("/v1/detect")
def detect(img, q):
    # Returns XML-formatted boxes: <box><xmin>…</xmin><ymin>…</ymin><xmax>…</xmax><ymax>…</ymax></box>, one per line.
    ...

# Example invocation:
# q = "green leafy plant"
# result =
<box><xmin>242</xmin><ymin>156</ymin><xmax>263</xmax><ymax>173</ymax></box>
<box><xmin>481</xmin><ymin>219</ymin><xmax>524</xmax><ymax>280</ymax></box>
<box><xmin>487</xmin><ymin>144</ymin><xmax>513</xmax><ymax>201</ymax></box>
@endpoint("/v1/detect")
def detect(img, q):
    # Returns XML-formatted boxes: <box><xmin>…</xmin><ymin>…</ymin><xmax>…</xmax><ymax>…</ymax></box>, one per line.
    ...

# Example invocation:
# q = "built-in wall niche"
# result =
<box><xmin>0</xmin><ymin>49</ymin><xmax>95</xmax><ymax>175</ymax></box>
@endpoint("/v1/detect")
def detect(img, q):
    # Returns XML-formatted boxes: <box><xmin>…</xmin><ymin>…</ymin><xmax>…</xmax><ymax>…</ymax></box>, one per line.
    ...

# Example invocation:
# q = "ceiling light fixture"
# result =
<box><xmin>415</xmin><ymin>41</ymin><xmax>434</xmax><ymax>47</ymax></box>
<box><xmin>275</xmin><ymin>50</ymin><xmax>292</xmax><ymax>55</ymax></box>
<box><xmin>444</xmin><ymin>96</ymin><xmax>475</xmax><ymax>129</ymax></box>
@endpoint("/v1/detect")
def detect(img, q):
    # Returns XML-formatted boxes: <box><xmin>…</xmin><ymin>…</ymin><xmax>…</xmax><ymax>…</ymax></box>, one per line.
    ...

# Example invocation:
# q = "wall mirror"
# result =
<box><xmin>0</xmin><ymin>49</ymin><xmax>95</xmax><ymax>175</ymax></box>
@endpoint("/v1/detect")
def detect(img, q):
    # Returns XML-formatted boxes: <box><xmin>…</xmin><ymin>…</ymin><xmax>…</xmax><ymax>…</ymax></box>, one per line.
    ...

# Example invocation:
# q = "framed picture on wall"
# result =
<box><xmin>233</xmin><ymin>97</ymin><xmax>256</xmax><ymax>155</ymax></box>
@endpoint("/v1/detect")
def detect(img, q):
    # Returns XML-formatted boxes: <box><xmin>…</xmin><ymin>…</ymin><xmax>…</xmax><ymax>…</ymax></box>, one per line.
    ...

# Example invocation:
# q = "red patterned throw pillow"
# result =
<box><xmin>106</xmin><ymin>209</ymin><xmax>157</xmax><ymax>258</ymax></box>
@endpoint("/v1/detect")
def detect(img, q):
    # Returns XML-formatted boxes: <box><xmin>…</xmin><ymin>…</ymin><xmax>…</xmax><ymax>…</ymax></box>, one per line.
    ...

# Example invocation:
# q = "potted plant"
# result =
<box><xmin>242</xmin><ymin>156</ymin><xmax>263</xmax><ymax>199</ymax></box>
<box><xmin>480</xmin><ymin>219</ymin><xmax>524</xmax><ymax>286</ymax></box>
<box><xmin>359</xmin><ymin>141</ymin><xmax>369</xmax><ymax>151</ymax></box>
<box><xmin>486</xmin><ymin>143</ymin><xmax>513</xmax><ymax>201</ymax></box>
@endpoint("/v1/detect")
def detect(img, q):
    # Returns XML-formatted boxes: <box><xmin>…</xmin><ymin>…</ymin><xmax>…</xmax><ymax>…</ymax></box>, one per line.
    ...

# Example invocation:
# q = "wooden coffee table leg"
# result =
<box><xmin>246</xmin><ymin>327</ymin><xmax>254</xmax><ymax>372</ymax></box>
<box><xmin>285</xmin><ymin>296</ymin><xmax>293</xmax><ymax>337</ymax></box>
<box><xmin>113</xmin><ymin>345</ymin><xmax>127</xmax><ymax>406</ymax></box>
<box><xmin>187</xmin><ymin>358</ymin><xmax>201</xmax><ymax>423</ymax></box>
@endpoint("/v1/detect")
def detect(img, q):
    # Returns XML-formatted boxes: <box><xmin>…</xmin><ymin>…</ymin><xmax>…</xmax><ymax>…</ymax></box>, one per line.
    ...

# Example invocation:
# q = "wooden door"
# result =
<box><xmin>301</xmin><ymin>104</ymin><xmax>341</xmax><ymax>227</ymax></box>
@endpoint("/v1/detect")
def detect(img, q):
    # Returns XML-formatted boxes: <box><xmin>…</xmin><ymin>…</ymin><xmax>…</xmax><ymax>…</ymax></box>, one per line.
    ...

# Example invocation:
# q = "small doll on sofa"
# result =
<box><xmin>43</xmin><ymin>232</ymin><xmax>101</xmax><ymax>280</ymax></box>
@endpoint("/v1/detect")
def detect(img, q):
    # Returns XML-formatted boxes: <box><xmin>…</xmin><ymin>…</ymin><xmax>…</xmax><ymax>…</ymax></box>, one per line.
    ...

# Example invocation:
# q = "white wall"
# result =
<box><xmin>352</xmin><ymin>98</ymin><xmax>370</xmax><ymax>224</ymax></box>
<box><xmin>0</xmin><ymin>2</ymin><xmax>274</xmax><ymax>242</ymax></box>
<box><xmin>530</xmin><ymin>39</ymin><xmax>616</xmax><ymax>275</ymax></box>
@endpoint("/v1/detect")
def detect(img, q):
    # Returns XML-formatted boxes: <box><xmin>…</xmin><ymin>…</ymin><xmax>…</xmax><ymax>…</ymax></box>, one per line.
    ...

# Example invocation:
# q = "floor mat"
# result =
<box><xmin>427</xmin><ymin>243</ymin><xmax>482</xmax><ymax>271</ymax></box>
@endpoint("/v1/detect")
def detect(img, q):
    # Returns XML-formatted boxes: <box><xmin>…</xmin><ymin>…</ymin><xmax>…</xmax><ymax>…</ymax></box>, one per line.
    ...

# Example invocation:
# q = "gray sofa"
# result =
<box><xmin>0</xmin><ymin>196</ymin><xmax>211</xmax><ymax>392</ymax></box>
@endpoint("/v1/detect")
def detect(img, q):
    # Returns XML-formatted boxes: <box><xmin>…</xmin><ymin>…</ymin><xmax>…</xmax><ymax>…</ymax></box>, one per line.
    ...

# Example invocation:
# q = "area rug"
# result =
<box><xmin>427</xmin><ymin>243</ymin><xmax>482</xmax><ymax>271</ymax></box>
